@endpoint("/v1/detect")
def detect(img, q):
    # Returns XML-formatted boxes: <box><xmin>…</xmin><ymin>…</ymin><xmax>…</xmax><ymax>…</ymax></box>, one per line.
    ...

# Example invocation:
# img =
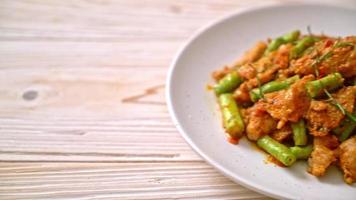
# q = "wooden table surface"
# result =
<box><xmin>0</xmin><ymin>0</ymin><xmax>301</xmax><ymax>199</ymax></box>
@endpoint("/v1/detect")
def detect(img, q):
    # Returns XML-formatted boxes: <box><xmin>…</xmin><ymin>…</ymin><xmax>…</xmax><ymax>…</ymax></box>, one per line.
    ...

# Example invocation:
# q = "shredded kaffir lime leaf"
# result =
<box><xmin>310</xmin><ymin>40</ymin><xmax>348</xmax><ymax>77</ymax></box>
<box><xmin>324</xmin><ymin>89</ymin><xmax>356</xmax><ymax>123</ymax></box>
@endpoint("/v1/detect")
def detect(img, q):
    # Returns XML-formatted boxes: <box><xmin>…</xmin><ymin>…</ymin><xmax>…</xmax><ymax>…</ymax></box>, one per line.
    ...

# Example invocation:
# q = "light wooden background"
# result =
<box><xmin>0</xmin><ymin>0</ymin><xmax>311</xmax><ymax>199</ymax></box>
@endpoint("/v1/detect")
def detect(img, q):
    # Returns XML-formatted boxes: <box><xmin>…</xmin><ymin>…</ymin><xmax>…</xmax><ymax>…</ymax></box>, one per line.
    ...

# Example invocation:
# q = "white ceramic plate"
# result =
<box><xmin>167</xmin><ymin>3</ymin><xmax>356</xmax><ymax>200</ymax></box>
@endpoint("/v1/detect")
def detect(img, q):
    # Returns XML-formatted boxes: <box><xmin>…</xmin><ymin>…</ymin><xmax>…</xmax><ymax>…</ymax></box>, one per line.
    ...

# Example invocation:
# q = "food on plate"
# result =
<box><xmin>211</xmin><ymin>30</ymin><xmax>356</xmax><ymax>184</ymax></box>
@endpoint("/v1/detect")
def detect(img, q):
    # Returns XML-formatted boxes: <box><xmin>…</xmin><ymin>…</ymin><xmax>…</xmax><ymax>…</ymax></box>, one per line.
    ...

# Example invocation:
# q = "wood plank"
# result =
<box><xmin>0</xmin><ymin>162</ymin><xmax>270</xmax><ymax>200</ymax></box>
<box><xmin>0</xmin><ymin>0</ymin><xmax>279</xmax><ymax>42</ymax></box>
<box><xmin>0</xmin><ymin>64</ymin><xmax>167</xmax><ymax>115</ymax></box>
<box><xmin>0</xmin><ymin>116</ymin><xmax>202</xmax><ymax>162</ymax></box>
<box><xmin>0</xmin><ymin>64</ymin><xmax>198</xmax><ymax>161</ymax></box>
<box><xmin>0</xmin><ymin>41</ymin><xmax>180</xmax><ymax>68</ymax></box>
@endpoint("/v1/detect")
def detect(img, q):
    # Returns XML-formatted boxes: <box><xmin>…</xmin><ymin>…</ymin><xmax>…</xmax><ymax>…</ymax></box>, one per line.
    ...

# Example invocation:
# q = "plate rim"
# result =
<box><xmin>166</xmin><ymin>3</ymin><xmax>355</xmax><ymax>199</ymax></box>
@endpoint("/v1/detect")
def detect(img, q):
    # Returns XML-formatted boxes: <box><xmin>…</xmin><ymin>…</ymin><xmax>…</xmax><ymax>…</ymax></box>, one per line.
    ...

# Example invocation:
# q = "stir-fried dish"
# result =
<box><xmin>211</xmin><ymin>30</ymin><xmax>356</xmax><ymax>184</ymax></box>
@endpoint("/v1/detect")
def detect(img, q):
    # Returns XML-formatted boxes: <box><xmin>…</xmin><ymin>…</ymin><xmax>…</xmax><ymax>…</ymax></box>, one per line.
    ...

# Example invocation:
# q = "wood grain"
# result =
<box><xmin>0</xmin><ymin>162</ymin><xmax>268</xmax><ymax>200</ymax></box>
<box><xmin>0</xmin><ymin>0</ymin><xmax>281</xmax><ymax>199</ymax></box>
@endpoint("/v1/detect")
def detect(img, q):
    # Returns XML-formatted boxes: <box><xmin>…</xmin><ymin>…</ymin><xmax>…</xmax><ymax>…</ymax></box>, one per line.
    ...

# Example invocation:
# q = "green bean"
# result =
<box><xmin>335</xmin><ymin>41</ymin><xmax>355</xmax><ymax>48</ymax></box>
<box><xmin>339</xmin><ymin>121</ymin><xmax>356</xmax><ymax>142</ymax></box>
<box><xmin>266</xmin><ymin>30</ymin><xmax>300</xmax><ymax>53</ymax></box>
<box><xmin>291</xmin><ymin>119</ymin><xmax>307</xmax><ymax>146</ymax></box>
<box><xmin>282</xmin><ymin>30</ymin><xmax>301</xmax><ymax>43</ymax></box>
<box><xmin>219</xmin><ymin>94</ymin><xmax>245</xmax><ymax>138</ymax></box>
<box><xmin>305</xmin><ymin>73</ymin><xmax>344</xmax><ymax>98</ymax></box>
<box><xmin>266</xmin><ymin>38</ymin><xmax>285</xmax><ymax>52</ymax></box>
<box><xmin>250</xmin><ymin>75</ymin><xmax>300</xmax><ymax>102</ymax></box>
<box><xmin>214</xmin><ymin>71</ymin><xmax>243</xmax><ymax>95</ymax></box>
<box><xmin>257</xmin><ymin>135</ymin><xmax>296</xmax><ymax>166</ymax></box>
<box><xmin>290</xmin><ymin>36</ymin><xmax>316</xmax><ymax>59</ymax></box>
<box><xmin>290</xmin><ymin>145</ymin><xmax>313</xmax><ymax>159</ymax></box>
